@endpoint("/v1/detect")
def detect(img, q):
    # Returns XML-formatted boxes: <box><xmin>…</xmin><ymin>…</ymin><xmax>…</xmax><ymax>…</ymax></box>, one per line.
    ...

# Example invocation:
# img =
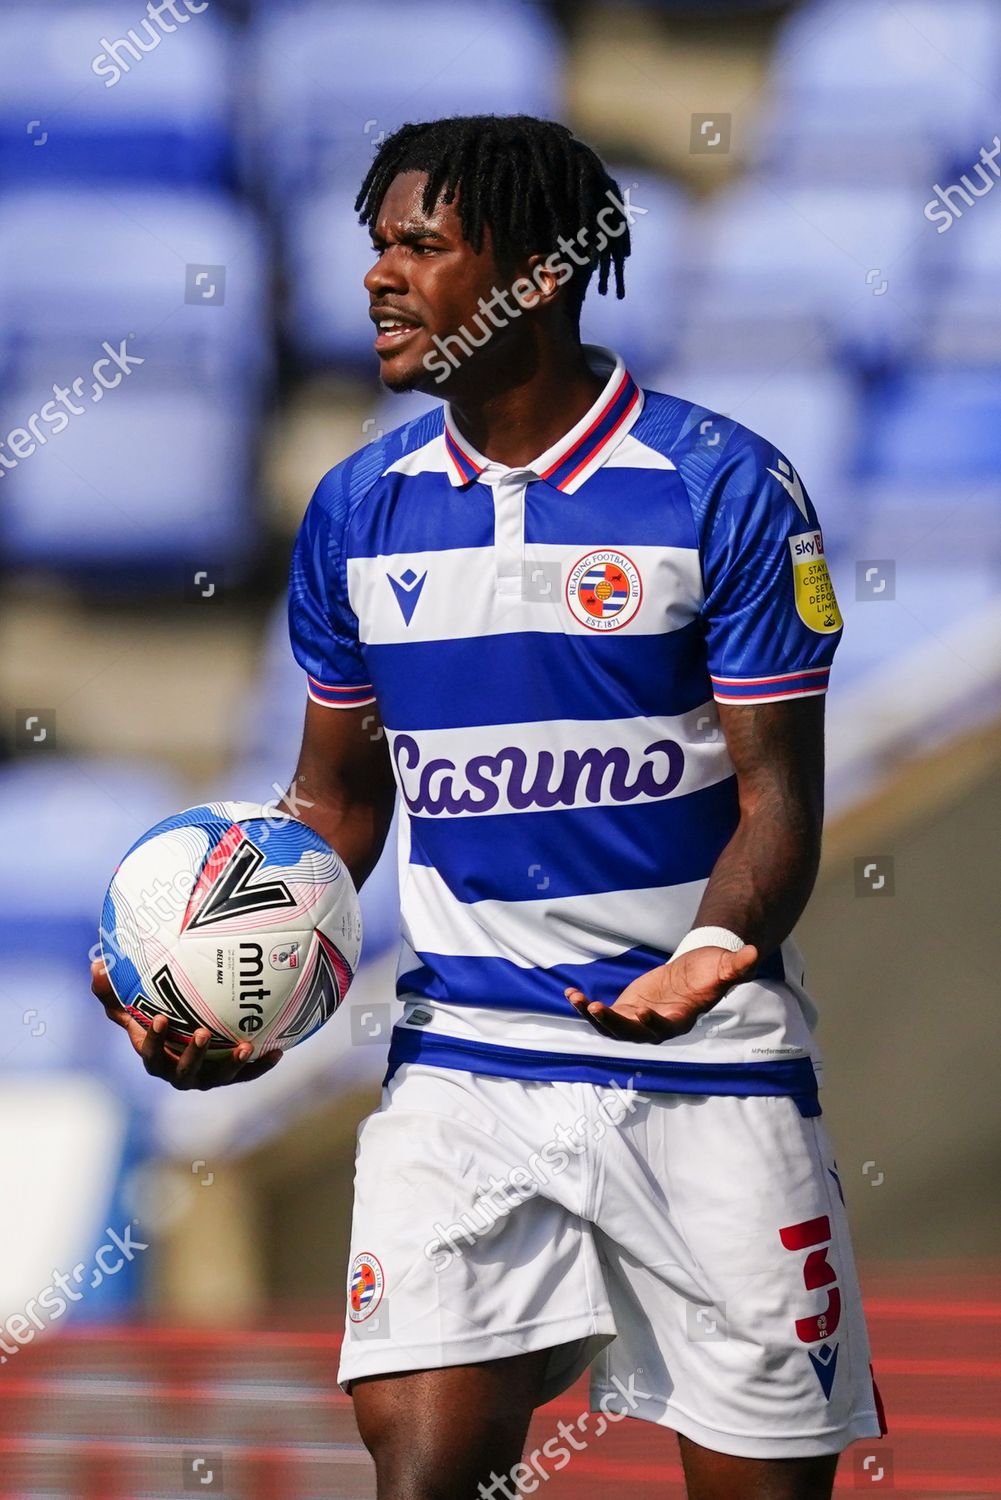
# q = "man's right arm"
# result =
<box><xmin>92</xmin><ymin>695</ymin><xmax>396</xmax><ymax>1089</ymax></box>
<box><xmin>280</xmin><ymin>696</ymin><xmax>397</xmax><ymax>891</ymax></box>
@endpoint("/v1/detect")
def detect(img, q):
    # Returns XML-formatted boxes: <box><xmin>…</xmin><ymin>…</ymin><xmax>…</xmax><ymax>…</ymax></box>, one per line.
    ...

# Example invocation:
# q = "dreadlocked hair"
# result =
<box><xmin>354</xmin><ymin>115</ymin><xmax>630</xmax><ymax>320</ymax></box>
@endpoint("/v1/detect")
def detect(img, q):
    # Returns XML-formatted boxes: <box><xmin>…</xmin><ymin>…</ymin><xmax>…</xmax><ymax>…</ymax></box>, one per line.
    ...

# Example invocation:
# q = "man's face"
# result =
<box><xmin>363</xmin><ymin>170</ymin><xmax>519</xmax><ymax>395</ymax></box>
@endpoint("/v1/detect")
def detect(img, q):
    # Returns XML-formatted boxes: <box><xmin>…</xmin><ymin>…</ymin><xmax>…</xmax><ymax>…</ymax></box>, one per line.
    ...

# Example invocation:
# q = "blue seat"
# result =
<box><xmin>0</xmin><ymin>1073</ymin><xmax>144</xmax><ymax>1316</ymax></box>
<box><xmin>0</xmin><ymin>758</ymin><xmax>186</xmax><ymax>962</ymax></box>
<box><xmin>580</xmin><ymin>172</ymin><xmax>691</xmax><ymax>380</ymax></box>
<box><xmin>752</xmin><ymin>0</ymin><xmax>1001</xmax><ymax>181</ymax></box>
<box><xmin>827</xmin><ymin>562</ymin><xmax>1001</xmax><ymax>690</ymax></box>
<box><xmin>0</xmin><ymin>370</ymin><xmax>259</xmax><ymax>580</ymax></box>
<box><xmin>285</xmin><ymin>184</ymin><xmax>380</xmax><ymax>367</ymax></box>
<box><xmin>861</xmin><ymin>369</ymin><xmax>1001</xmax><ymax>483</ymax></box>
<box><xmin>650</xmin><ymin>361</ymin><xmax>862</xmax><ymax>551</ymax></box>
<box><xmin>921</xmin><ymin>200</ymin><xmax>1001</xmax><ymax>365</ymax></box>
<box><xmin>250</xmin><ymin>0</ymin><xmax>562</xmax><ymax>201</ymax></box>
<box><xmin>229</xmin><ymin>597</ymin><xmax>401</xmax><ymax>960</ymax></box>
<box><xmin>0</xmin><ymin>2</ymin><xmax>238</xmax><ymax>187</ymax></box>
<box><xmin>0</xmin><ymin>188</ymin><xmax>270</xmax><ymax>389</ymax></box>
<box><xmin>682</xmin><ymin>180</ymin><xmax>926</xmax><ymax>369</ymax></box>
<box><xmin>852</xmin><ymin>369</ymin><xmax>1001</xmax><ymax>564</ymax></box>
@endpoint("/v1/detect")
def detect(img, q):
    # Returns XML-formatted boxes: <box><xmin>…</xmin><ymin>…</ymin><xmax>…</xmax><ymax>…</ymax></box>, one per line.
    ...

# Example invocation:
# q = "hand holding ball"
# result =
<box><xmin>99</xmin><ymin>802</ymin><xmax>362</xmax><ymax>1067</ymax></box>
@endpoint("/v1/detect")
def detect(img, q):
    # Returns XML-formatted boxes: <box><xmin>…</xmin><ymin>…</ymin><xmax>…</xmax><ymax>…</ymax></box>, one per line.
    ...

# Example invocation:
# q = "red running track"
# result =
<box><xmin>0</xmin><ymin>1262</ymin><xmax>997</xmax><ymax>1499</ymax></box>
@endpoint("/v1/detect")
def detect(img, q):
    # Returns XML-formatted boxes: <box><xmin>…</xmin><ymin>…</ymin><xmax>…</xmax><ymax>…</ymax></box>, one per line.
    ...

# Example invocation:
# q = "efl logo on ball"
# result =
<box><xmin>565</xmin><ymin>549</ymin><xmax>642</xmax><ymax>631</ymax></box>
<box><xmin>269</xmin><ymin>942</ymin><xmax>300</xmax><ymax>970</ymax></box>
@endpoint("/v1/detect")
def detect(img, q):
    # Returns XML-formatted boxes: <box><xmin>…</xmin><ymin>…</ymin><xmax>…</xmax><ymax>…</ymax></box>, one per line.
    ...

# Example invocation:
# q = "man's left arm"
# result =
<box><xmin>691</xmin><ymin>694</ymin><xmax>824</xmax><ymax>953</ymax></box>
<box><xmin>567</xmin><ymin>426</ymin><xmax>840</xmax><ymax>1044</ymax></box>
<box><xmin>565</xmin><ymin>696</ymin><xmax>823</xmax><ymax>1042</ymax></box>
<box><xmin>565</xmin><ymin>696</ymin><xmax>824</xmax><ymax>1042</ymax></box>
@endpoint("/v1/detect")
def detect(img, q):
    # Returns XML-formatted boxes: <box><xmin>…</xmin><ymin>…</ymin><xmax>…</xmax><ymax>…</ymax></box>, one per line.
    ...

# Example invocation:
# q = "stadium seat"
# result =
<box><xmin>0</xmin><ymin>758</ymin><xmax>185</xmax><ymax>961</ymax></box>
<box><xmin>921</xmin><ymin>199</ymin><xmax>1001</xmax><ymax>365</ymax></box>
<box><xmin>580</xmin><ymin>172</ymin><xmax>692</xmax><ymax>381</ymax></box>
<box><xmin>828</xmin><ymin>563</ymin><xmax>1001</xmax><ymax>689</ymax></box>
<box><xmin>0</xmin><ymin>1075</ymin><xmax>141</xmax><ymax>1317</ymax></box>
<box><xmin>751</xmin><ymin>0</ymin><xmax>1001</xmax><ymax>181</ymax></box>
<box><xmin>0</xmin><ymin>189</ymin><xmax>270</xmax><ymax>389</ymax></box>
<box><xmin>229</xmin><ymin>598</ymin><xmax>401</xmax><ymax>959</ymax></box>
<box><xmin>649</xmin><ymin>362</ymin><xmax>862</xmax><ymax>551</ymax></box>
<box><xmin>249</xmin><ymin>0</ymin><xmax>562</xmax><ymax>201</ymax></box>
<box><xmin>285</xmin><ymin>184</ymin><xmax>379</xmax><ymax>367</ymax></box>
<box><xmin>0</xmin><ymin>1</ymin><xmax>238</xmax><ymax>187</ymax></box>
<box><xmin>0</xmin><ymin>373</ymin><xmax>259</xmax><ymax>581</ymax></box>
<box><xmin>853</xmin><ymin>369</ymin><xmax>1001</xmax><ymax>564</ymax></box>
<box><xmin>861</xmin><ymin>369</ymin><xmax>1001</xmax><ymax>485</ymax></box>
<box><xmin>681</xmin><ymin>180</ymin><xmax>927</xmax><ymax>369</ymax></box>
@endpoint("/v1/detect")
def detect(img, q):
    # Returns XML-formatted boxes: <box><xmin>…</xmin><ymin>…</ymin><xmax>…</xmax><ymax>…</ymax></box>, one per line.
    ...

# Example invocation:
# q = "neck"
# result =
<box><xmin>446</xmin><ymin>341</ymin><xmax>606</xmax><ymax>469</ymax></box>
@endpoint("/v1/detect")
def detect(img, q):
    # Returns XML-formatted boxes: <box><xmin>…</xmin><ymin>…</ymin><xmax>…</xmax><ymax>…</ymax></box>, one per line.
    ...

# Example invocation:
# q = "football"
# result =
<box><xmin>99</xmin><ymin>800</ymin><xmax>362</xmax><ymax>1057</ymax></box>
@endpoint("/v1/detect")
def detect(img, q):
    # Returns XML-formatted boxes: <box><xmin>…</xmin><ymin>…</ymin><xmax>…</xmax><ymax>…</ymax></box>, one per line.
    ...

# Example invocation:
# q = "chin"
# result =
<box><xmin>378</xmin><ymin>359</ymin><xmax>426</xmax><ymax>394</ymax></box>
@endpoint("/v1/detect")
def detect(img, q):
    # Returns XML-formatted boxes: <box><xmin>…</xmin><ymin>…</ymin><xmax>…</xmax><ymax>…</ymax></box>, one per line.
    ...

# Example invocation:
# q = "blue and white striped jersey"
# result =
<box><xmin>288</xmin><ymin>347</ymin><xmax>844</xmax><ymax>1116</ymax></box>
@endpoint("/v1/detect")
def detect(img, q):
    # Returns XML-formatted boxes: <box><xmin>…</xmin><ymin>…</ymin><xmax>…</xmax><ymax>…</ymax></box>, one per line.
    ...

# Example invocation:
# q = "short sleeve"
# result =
<box><xmin>288</xmin><ymin>470</ymin><xmax>376</xmax><ymax>709</ymax></box>
<box><xmin>697</xmin><ymin>435</ymin><xmax>844</xmax><ymax>705</ymax></box>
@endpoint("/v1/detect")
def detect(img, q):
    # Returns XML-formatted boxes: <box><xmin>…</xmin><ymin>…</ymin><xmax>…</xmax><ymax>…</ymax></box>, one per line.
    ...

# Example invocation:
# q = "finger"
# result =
<box><xmin>565</xmin><ymin>987</ymin><xmax>617</xmax><ymax>1038</ymax></box>
<box><xmin>140</xmin><ymin>1013</ymin><xmax>179</xmax><ymax>1078</ymax></box>
<box><xmin>568</xmin><ymin>990</ymin><xmax>667</xmax><ymax>1044</ymax></box>
<box><xmin>91</xmin><ymin>959</ymin><xmax>131</xmax><ymax>1028</ymax></box>
<box><xmin>718</xmin><ymin>943</ymin><xmax>759</xmax><ymax>986</ymax></box>
<box><xmin>230</xmin><ymin>1050</ymin><xmax>284</xmax><ymax>1085</ymax></box>
<box><xmin>173</xmin><ymin>1028</ymin><xmax>228</xmax><ymax>1090</ymax></box>
<box><xmin>592</xmin><ymin>1003</ymin><xmax>675</xmax><ymax>1044</ymax></box>
<box><xmin>569</xmin><ymin>997</ymin><xmax>622</xmax><ymax>1040</ymax></box>
<box><xmin>188</xmin><ymin>1040</ymin><xmax>263</xmax><ymax>1091</ymax></box>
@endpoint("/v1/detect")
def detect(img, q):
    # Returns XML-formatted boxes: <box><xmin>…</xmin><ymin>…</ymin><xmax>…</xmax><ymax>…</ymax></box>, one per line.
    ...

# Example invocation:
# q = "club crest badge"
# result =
<box><xmin>348</xmin><ymin>1252</ymin><xmax>385</xmax><ymax>1322</ymax></box>
<box><xmin>565</xmin><ymin>549</ymin><xmax>642</xmax><ymax>631</ymax></box>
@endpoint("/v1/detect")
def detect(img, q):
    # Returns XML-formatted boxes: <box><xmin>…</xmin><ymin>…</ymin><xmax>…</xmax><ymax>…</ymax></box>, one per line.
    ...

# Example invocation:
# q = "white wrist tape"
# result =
<box><xmin>669</xmin><ymin>926</ymin><xmax>745</xmax><ymax>962</ymax></box>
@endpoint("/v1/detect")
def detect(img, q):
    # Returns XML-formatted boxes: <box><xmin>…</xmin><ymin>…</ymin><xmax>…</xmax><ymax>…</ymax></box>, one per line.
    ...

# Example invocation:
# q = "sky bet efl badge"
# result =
<box><xmin>566</xmin><ymin>549</ymin><xmax>642</xmax><ymax>631</ymax></box>
<box><xmin>788</xmin><ymin>530</ymin><xmax>843</xmax><ymax>634</ymax></box>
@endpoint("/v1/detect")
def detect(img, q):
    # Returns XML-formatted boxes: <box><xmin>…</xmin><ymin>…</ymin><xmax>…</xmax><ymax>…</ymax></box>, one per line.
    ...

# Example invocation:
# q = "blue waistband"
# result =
<box><xmin>383</xmin><ymin>1026</ymin><xmax>822</xmax><ymax>1118</ymax></box>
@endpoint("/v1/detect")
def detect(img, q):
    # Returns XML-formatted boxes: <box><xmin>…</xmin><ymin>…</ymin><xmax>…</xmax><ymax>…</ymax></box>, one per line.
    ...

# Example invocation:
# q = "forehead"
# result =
<box><xmin>374</xmin><ymin>170</ymin><xmax>461</xmax><ymax>235</ymax></box>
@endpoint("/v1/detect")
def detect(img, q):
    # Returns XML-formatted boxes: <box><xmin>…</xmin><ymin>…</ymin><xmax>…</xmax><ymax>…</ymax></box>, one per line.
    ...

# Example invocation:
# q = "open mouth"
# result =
<box><xmin>373</xmin><ymin>317</ymin><xmax>422</xmax><ymax>353</ymax></box>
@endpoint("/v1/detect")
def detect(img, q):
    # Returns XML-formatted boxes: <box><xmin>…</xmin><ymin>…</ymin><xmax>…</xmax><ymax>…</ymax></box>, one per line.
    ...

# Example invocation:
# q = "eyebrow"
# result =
<box><xmin>371</xmin><ymin>223</ymin><xmax>449</xmax><ymax>245</ymax></box>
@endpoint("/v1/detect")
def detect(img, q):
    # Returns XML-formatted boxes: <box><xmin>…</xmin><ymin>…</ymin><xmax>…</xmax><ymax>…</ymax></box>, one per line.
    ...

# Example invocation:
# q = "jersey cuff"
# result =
<box><xmin>710</xmin><ymin>666</ymin><xmax>830</xmax><ymax>704</ymax></box>
<box><xmin>306</xmin><ymin>673</ymin><xmax>377</xmax><ymax>709</ymax></box>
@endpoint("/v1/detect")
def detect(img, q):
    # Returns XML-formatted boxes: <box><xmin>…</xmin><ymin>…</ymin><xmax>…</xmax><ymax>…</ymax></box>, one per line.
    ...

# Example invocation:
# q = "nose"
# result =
<box><xmin>364</xmin><ymin>245</ymin><xmax>407</xmax><ymax>300</ymax></box>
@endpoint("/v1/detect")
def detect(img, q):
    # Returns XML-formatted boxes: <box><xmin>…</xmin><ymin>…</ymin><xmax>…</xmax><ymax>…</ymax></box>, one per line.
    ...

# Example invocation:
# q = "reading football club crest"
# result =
<box><xmin>348</xmin><ymin>1252</ymin><xmax>385</xmax><ymax>1322</ymax></box>
<box><xmin>566</xmin><ymin>549</ymin><xmax>642</xmax><ymax>631</ymax></box>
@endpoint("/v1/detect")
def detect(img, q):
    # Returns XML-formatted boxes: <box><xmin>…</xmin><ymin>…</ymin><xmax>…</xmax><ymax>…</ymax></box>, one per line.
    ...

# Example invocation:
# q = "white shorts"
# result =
<box><xmin>337</xmin><ymin>1063</ymin><xmax>885</xmax><ymax>1460</ymax></box>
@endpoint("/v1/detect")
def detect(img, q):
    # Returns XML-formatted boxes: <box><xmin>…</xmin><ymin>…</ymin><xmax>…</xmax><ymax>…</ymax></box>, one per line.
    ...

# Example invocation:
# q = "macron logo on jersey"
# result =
<box><xmin>766</xmin><ymin>456</ymin><xmax>809</xmax><ymax>520</ymax></box>
<box><xmin>387</xmin><ymin>566</ymin><xmax>428</xmax><ymax>625</ymax></box>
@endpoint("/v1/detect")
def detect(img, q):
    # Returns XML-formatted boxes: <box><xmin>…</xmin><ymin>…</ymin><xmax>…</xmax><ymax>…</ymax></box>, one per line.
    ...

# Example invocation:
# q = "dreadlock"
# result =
<box><xmin>354</xmin><ymin>115</ymin><xmax>630</xmax><ymax>321</ymax></box>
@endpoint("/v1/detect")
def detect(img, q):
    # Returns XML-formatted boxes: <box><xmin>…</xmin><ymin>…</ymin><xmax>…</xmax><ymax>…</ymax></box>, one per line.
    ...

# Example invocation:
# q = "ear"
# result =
<box><xmin>523</xmin><ymin>252</ymin><xmax>558</xmax><ymax>304</ymax></box>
